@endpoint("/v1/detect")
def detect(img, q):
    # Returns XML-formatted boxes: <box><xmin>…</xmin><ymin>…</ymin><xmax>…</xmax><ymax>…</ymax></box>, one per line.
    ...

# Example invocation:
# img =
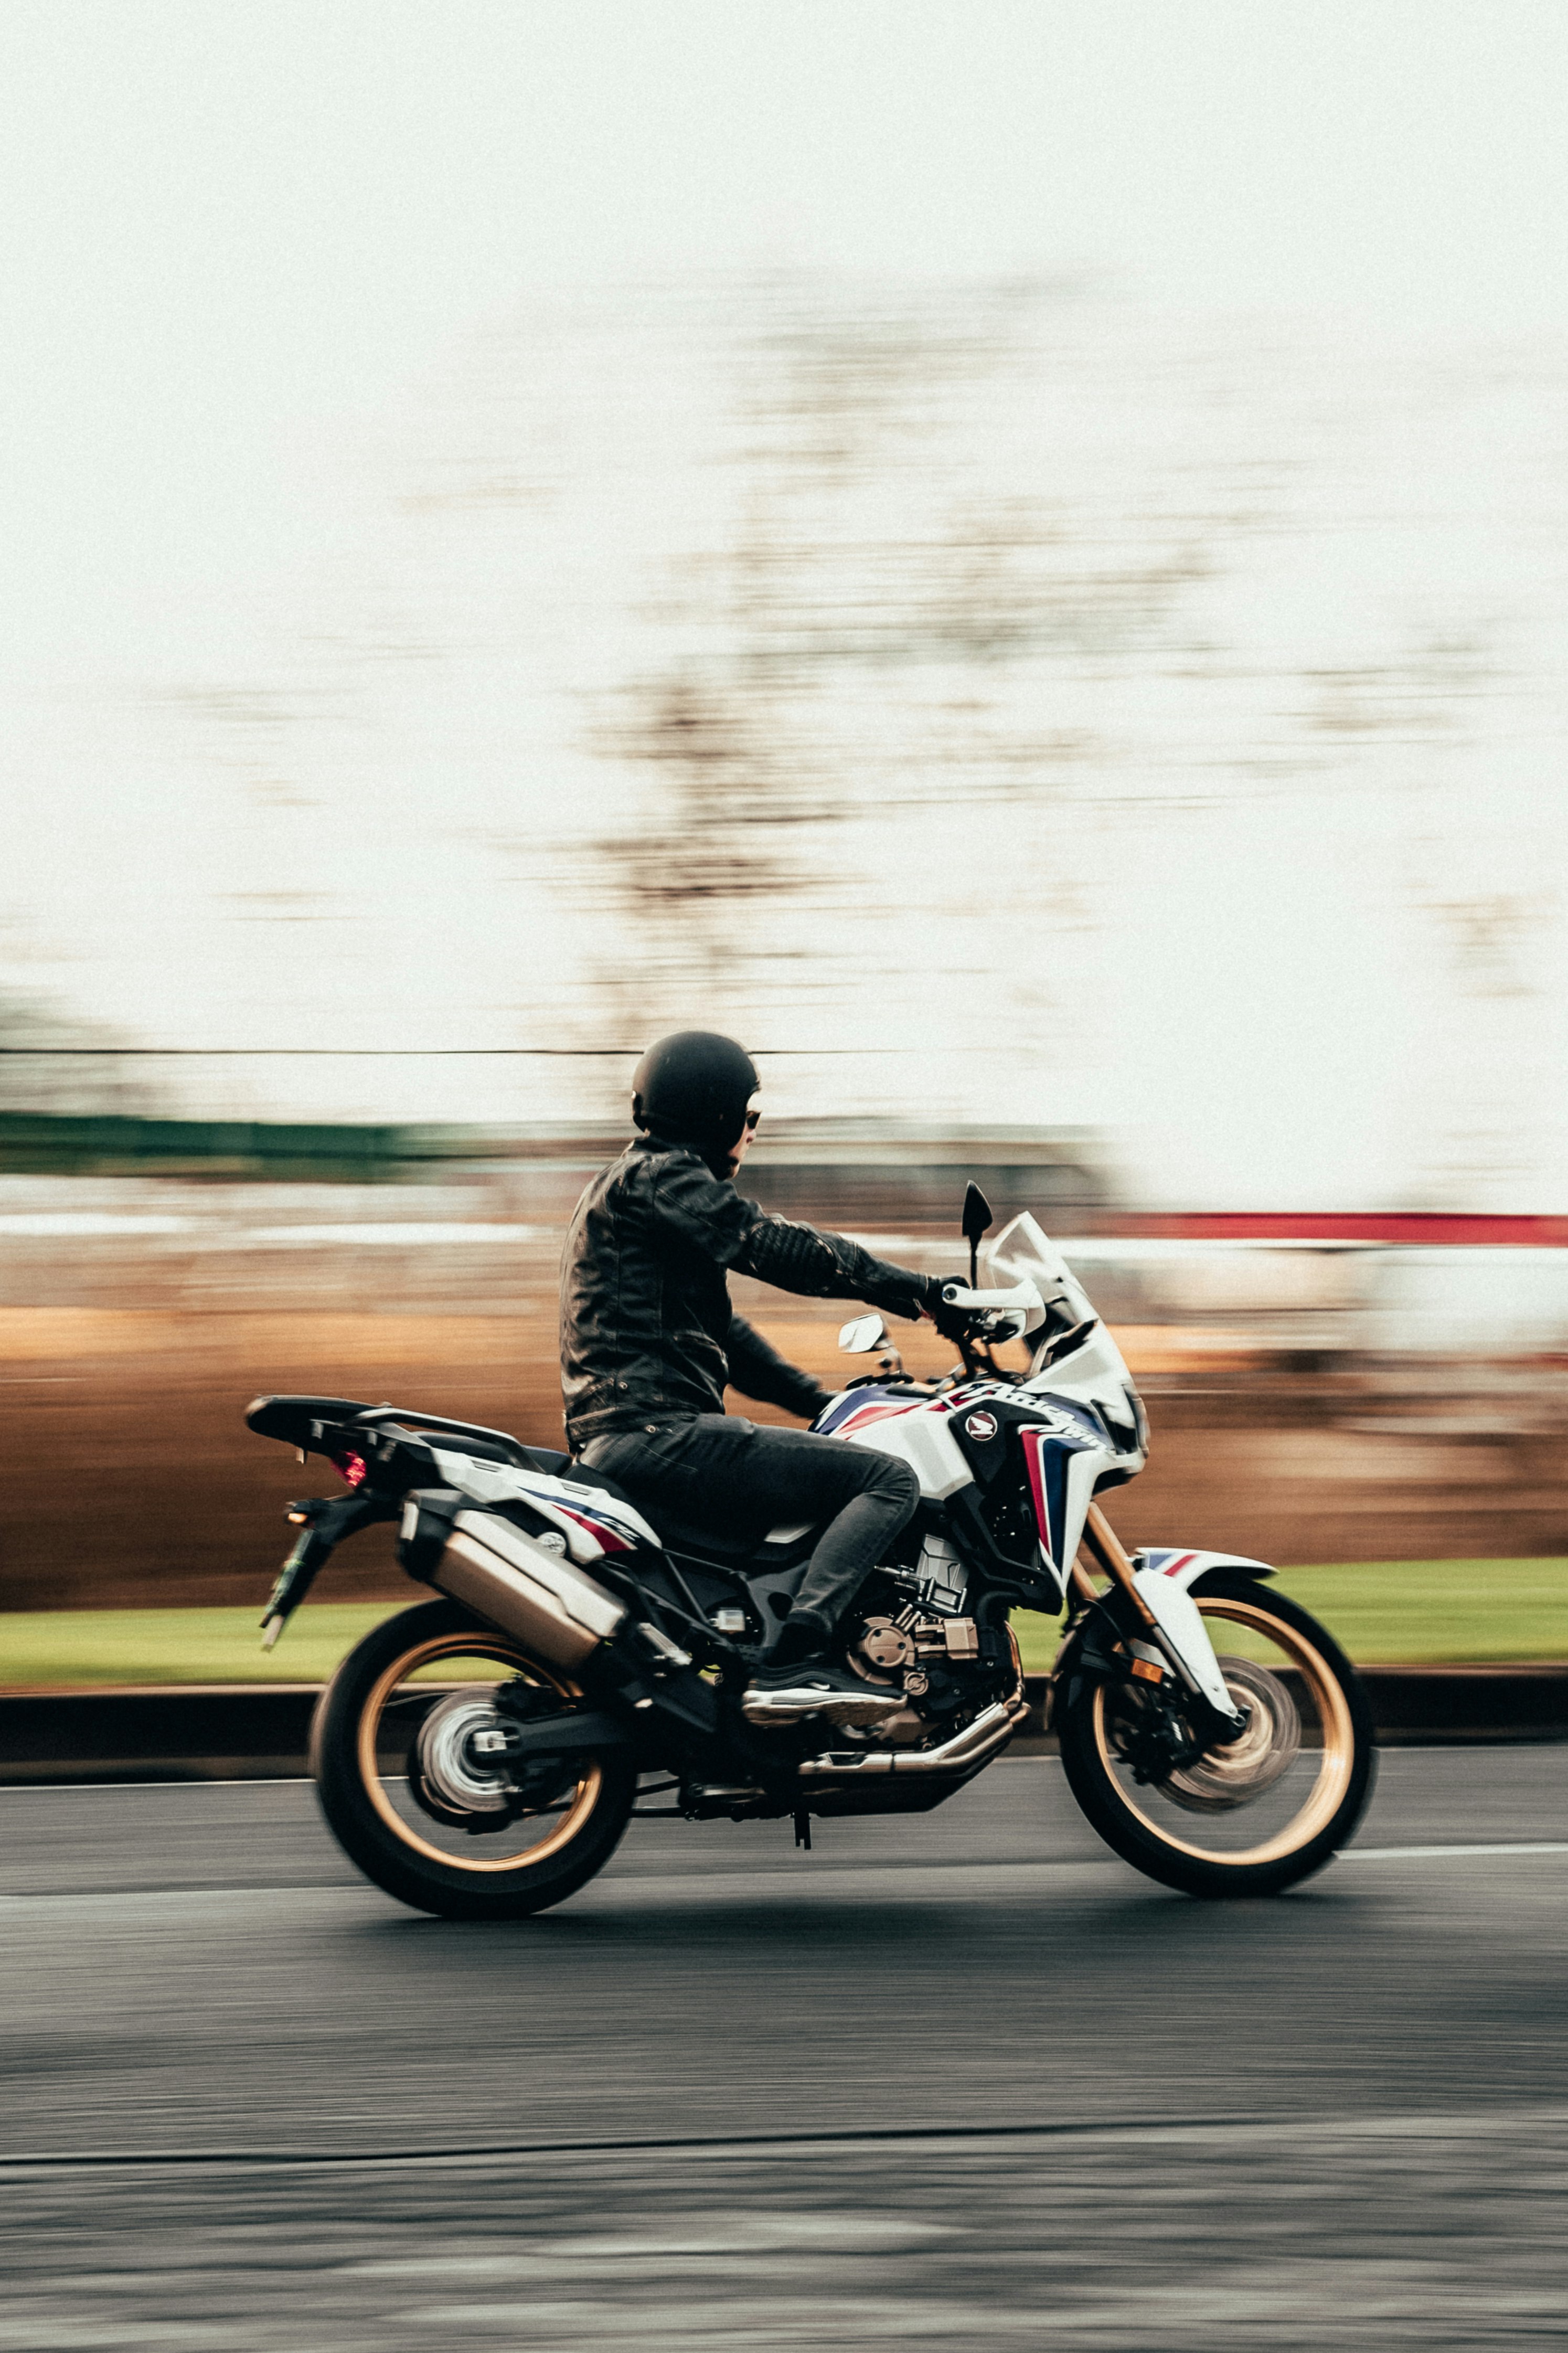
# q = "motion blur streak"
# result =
<box><xmin>5</xmin><ymin>1135</ymin><xmax>1568</xmax><ymax>1614</ymax></box>
<box><xmin>3</xmin><ymin>5</ymin><xmax>1566</xmax><ymax>2345</ymax></box>
<box><xmin>1</xmin><ymin>1755</ymin><xmax>1566</xmax><ymax>2346</ymax></box>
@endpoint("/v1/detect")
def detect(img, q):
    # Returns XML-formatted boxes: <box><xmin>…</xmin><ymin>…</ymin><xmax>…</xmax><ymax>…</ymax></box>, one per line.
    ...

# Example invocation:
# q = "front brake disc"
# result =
<box><xmin>1159</xmin><ymin>1656</ymin><xmax>1301</xmax><ymax>1814</ymax></box>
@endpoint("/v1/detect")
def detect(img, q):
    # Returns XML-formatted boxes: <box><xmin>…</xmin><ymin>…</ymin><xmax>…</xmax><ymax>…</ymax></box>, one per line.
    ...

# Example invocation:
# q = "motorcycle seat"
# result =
<box><xmin>561</xmin><ymin>1460</ymin><xmax>820</xmax><ymax>1570</ymax></box>
<box><xmin>660</xmin><ymin>1519</ymin><xmax>819</xmax><ymax>1570</ymax></box>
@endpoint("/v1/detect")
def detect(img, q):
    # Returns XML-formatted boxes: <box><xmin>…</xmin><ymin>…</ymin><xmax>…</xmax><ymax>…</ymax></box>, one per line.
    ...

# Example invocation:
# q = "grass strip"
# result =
<box><xmin>1014</xmin><ymin>1556</ymin><xmax>1568</xmax><ymax>1673</ymax></box>
<box><xmin>2</xmin><ymin>1559</ymin><xmax>1567</xmax><ymax>1689</ymax></box>
<box><xmin>0</xmin><ymin>1603</ymin><xmax>393</xmax><ymax>1690</ymax></box>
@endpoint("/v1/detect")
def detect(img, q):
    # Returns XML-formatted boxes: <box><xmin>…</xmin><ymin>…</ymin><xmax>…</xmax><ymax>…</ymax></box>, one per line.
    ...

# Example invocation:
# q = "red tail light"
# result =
<box><xmin>333</xmin><ymin>1450</ymin><xmax>368</xmax><ymax>1489</ymax></box>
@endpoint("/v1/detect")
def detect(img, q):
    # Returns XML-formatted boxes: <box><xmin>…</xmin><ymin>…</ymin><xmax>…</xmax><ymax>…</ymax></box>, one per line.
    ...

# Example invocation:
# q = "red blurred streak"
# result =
<box><xmin>1112</xmin><ymin>1214</ymin><xmax>1568</xmax><ymax>1247</ymax></box>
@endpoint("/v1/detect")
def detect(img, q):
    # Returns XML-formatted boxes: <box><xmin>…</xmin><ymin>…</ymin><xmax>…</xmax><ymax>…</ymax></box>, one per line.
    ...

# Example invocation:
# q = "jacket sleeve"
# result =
<box><xmin>643</xmin><ymin>1148</ymin><xmax>932</xmax><ymax>1323</ymax></box>
<box><xmin>725</xmin><ymin>1314</ymin><xmax>830</xmax><ymax>1420</ymax></box>
<box><xmin>734</xmin><ymin>1212</ymin><xmax>932</xmax><ymax>1322</ymax></box>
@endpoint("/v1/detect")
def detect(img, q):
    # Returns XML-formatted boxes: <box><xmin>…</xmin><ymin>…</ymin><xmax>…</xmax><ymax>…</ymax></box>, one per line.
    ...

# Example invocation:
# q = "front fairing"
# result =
<box><xmin>802</xmin><ymin>1212</ymin><xmax>1147</xmax><ymax>1607</ymax></box>
<box><xmin>983</xmin><ymin>1212</ymin><xmax>1098</xmax><ymax>1344</ymax></box>
<box><xmin>984</xmin><ymin>1213</ymin><xmax>1148</xmax><ymax>1476</ymax></box>
<box><xmin>1025</xmin><ymin>1323</ymin><xmax>1147</xmax><ymax>1473</ymax></box>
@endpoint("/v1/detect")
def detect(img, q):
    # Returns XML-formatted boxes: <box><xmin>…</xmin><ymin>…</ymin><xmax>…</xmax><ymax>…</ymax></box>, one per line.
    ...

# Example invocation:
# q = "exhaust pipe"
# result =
<box><xmin>798</xmin><ymin>1692</ymin><xmax>1028</xmax><ymax>1779</ymax></box>
<box><xmin>402</xmin><ymin>1495</ymin><xmax>626</xmax><ymax>1671</ymax></box>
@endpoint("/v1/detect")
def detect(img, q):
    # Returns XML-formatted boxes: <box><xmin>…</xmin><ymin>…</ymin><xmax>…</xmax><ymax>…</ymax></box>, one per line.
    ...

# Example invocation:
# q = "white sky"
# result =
<box><xmin>2</xmin><ymin>2</ymin><xmax>1566</xmax><ymax>1207</ymax></box>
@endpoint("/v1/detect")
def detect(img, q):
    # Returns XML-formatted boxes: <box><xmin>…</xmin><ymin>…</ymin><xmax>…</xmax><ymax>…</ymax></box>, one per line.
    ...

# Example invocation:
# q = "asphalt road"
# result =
<box><xmin>2</xmin><ymin>1749</ymin><xmax>1566</xmax><ymax>2348</ymax></box>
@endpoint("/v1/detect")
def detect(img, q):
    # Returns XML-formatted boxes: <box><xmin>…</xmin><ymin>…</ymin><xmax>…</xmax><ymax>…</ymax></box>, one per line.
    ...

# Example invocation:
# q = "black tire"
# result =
<box><xmin>312</xmin><ymin>1598</ymin><xmax>637</xmax><ymax>1921</ymax></box>
<box><xmin>1055</xmin><ymin>1573</ymin><xmax>1375</xmax><ymax>1899</ymax></box>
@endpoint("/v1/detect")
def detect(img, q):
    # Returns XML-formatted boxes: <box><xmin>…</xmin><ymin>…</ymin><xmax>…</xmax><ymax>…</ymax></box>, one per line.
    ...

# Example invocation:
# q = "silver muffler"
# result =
<box><xmin>797</xmin><ymin>1692</ymin><xmax>1028</xmax><ymax>1779</ymax></box>
<box><xmin>407</xmin><ymin>1499</ymin><xmax>626</xmax><ymax>1670</ymax></box>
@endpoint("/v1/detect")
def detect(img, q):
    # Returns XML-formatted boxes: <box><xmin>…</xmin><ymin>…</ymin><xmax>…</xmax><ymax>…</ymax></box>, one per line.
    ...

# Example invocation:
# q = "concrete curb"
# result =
<box><xmin>0</xmin><ymin>1686</ymin><xmax>325</xmax><ymax>1785</ymax></box>
<box><xmin>1010</xmin><ymin>1666</ymin><xmax>1568</xmax><ymax>1756</ymax></box>
<box><xmin>2</xmin><ymin>1667</ymin><xmax>1567</xmax><ymax>1784</ymax></box>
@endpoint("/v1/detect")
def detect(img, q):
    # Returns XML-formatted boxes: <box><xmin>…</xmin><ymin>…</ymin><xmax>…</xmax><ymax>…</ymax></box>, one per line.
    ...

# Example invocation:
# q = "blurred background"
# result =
<box><xmin>3</xmin><ymin>0</ymin><xmax>1567</xmax><ymax>1665</ymax></box>
<box><xmin>7</xmin><ymin>28</ymin><xmax>1568</xmax><ymax>2347</ymax></box>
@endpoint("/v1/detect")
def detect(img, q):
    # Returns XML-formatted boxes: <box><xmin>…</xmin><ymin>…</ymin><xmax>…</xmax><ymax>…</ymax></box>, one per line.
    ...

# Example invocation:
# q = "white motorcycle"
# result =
<box><xmin>249</xmin><ymin>1183</ymin><xmax>1375</xmax><ymax>1917</ymax></box>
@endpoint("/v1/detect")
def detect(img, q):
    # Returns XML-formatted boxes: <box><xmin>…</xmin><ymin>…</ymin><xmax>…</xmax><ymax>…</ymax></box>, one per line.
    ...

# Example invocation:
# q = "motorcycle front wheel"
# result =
<box><xmin>312</xmin><ymin>1599</ymin><xmax>637</xmax><ymax>1920</ymax></box>
<box><xmin>1055</xmin><ymin>1573</ymin><xmax>1374</xmax><ymax>1899</ymax></box>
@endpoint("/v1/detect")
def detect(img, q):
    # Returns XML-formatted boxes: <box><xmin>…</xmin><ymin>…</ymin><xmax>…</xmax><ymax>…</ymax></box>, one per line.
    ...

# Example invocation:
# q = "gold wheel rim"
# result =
<box><xmin>1091</xmin><ymin>1597</ymin><xmax>1356</xmax><ymax>1869</ymax></box>
<box><xmin>356</xmin><ymin>1631</ymin><xmax>604</xmax><ymax>1875</ymax></box>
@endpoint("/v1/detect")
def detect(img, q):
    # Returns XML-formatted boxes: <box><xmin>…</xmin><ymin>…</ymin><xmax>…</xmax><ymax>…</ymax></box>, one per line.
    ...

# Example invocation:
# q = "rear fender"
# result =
<box><xmin>260</xmin><ymin>1492</ymin><xmax>394</xmax><ymax>1648</ymax></box>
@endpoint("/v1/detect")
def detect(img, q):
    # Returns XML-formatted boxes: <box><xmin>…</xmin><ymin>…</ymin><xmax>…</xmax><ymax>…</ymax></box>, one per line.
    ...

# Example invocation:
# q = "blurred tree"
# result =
<box><xmin>0</xmin><ymin>991</ymin><xmax>159</xmax><ymax>1116</ymax></box>
<box><xmin>585</xmin><ymin>282</ymin><xmax>1057</xmax><ymax>1031</ymax></box>
<box><xmin>581</xmin><ymin>275</ymin><xmax>1230</xmax><ymax>1066</ymax></box>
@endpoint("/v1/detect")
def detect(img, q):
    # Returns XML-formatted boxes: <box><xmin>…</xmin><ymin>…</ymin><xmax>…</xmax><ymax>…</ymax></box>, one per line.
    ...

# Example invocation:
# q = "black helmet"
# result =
<box><xmin>633</xmin><ymin>1031</ymin><xmax>759</xmax><ymax>1170</ymax></box>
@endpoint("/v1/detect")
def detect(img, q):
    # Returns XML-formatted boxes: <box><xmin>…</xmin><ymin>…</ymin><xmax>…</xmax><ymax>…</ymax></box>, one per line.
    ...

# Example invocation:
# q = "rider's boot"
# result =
<box><xmin>741</xmin><ymin>1612</ymin><xmax>904</xmax><ymax>1730</ymax></box>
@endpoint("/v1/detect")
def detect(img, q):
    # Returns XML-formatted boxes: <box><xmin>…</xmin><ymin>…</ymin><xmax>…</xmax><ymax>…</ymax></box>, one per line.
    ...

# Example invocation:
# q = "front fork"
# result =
<box><xmin>1070</xmin><ymin>1504</ymin><xmax>1246</xmax><ymax>1742</ymax></box>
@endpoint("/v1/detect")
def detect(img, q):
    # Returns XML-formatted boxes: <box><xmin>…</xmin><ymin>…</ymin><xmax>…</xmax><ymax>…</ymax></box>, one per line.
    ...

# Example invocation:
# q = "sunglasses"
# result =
<box><xmin>743</xmin><ymin>1109</ymin><xmax>761</xmax><ymax>1131</ymax></box>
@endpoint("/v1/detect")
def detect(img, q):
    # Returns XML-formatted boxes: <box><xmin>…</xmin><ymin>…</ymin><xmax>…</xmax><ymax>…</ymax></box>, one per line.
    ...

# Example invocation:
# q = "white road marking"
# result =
<box><xmin>1344</xmin><ymin>1840</ymin><xmax>1568</xmax><ymax>1860</ymax></box>
<box><xmin>0</xmin><ymin>1777</ymin><xmax>315</xmax><ymax>1793</ymax></box>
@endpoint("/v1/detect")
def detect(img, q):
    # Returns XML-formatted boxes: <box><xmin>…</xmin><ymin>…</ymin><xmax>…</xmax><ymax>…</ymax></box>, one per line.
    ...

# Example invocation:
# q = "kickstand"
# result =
<box><xmin>793</xmin><ymin>1808</ymin><xmax>812</xmax><ymax>1852</ymax></box>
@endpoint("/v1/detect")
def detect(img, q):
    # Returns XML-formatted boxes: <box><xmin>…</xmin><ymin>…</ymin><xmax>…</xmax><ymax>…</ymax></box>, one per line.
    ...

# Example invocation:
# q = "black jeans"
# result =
<box><xmin>581</xmin><ymin>1415</ymin><xmax>920</xmax><ymax>1642</ymax></box>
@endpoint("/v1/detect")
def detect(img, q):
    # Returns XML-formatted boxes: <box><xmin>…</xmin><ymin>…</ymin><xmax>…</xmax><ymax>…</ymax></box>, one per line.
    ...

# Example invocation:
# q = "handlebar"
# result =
<box><xmin>937</xmin><ymin>1279</ymin><xmax>1042</xmax><ymax>1314</ymax></box>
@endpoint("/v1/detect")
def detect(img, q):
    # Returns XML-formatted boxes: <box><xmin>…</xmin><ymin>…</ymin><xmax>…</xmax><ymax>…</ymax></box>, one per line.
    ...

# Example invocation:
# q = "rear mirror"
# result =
<box><xmin>838</xmin><ymin>1313</ymin><xmax>886</xmax><ymax>1355</ymax></box>
<box><xmin>962</xmin><ymin>1182</ymin><xmax>993</xmax><ymax>1285</ymax></box>
<box><xmin>962</xmin><ymin>1182</ymin><xmax>994</xmax><ymax>1243</ymax></box>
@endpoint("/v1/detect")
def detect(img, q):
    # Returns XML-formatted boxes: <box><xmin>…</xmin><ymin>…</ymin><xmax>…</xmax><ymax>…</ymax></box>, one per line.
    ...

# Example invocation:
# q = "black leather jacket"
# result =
<box><xmin>560</xmin><ymin>1134</ymin><xmax>932</xmax><ymax>1449</ymax></box>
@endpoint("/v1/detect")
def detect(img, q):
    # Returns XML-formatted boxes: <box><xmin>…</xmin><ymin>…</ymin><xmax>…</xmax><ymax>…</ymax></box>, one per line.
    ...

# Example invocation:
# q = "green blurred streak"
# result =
<box><xmin>1012</xmin><ymin>1557</ymin><xmax>1568</xmax><ymax>1674</ymax></box>
<box><xmin>0</xmin><ymin>1603</ymin><xmax>398</xmax><ymax>1689</ymax></box>
<box><xmin>3</xmin><ymin>1561</ymin><xmax>1567</xmax><ymax>1688</ymax></box>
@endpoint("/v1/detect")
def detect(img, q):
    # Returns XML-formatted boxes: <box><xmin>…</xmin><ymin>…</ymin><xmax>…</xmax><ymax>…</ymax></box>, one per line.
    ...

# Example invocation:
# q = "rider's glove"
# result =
<box><xmin>923</xmin><ymin>1277</ymin><xmax>973</xmax><ymax>1341</ymax></box>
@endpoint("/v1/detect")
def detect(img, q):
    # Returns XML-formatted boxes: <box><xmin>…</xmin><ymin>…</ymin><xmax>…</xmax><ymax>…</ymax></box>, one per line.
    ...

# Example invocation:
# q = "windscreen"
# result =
<box><xmin>983</xmin><ymin>1212</ymin><xmax>1098</xmax><ymax>1340</ymax></box>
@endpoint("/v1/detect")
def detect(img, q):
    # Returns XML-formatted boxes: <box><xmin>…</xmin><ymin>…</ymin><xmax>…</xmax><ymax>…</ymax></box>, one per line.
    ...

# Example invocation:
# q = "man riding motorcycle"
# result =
<box><xmin>560</xmin><ymin>1030</ymin><xmax>956</xmax><ymax>1716</ymax></box>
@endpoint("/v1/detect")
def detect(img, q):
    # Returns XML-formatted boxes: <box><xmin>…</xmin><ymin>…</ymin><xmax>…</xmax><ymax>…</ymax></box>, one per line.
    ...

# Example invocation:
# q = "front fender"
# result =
<box><xmin>1130</xmin><ymin>1549</ymin><xmax>1278</xmax><ymax>1722</ymax></box>
<box><xmin>1053</xmin><ymin>1549</ymin><xmax>1276</xmax><ymax>1725</ymax></box>
<box><xmin>1124</xmin><ymin>1567</ymin><xmax>1235</xmax><ymax>1719</ymax></box>
<box><xmin>1137</xmin><ymin>1547</ymin><xmax>1276</xmax><ymax>1596</ymax></box>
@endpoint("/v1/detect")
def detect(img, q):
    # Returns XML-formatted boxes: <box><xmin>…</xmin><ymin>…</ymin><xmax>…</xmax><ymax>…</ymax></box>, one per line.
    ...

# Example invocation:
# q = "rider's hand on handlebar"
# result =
<box><xmin>921</xmin><ymin>1277</ymin><xmax>974</xmax><ymax>1342</ymax></box>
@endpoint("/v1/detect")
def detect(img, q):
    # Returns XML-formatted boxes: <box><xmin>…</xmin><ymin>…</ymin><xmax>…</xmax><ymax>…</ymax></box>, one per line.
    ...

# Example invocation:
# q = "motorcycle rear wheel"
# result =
<box><xmin>312</xmin><ymin>1599</ymin><xmax>636</xmax><ymax>1920</ymax></box>
<box><xmin>1055</xmin><ymin>1573</ymin><xmax>1374</xmax><ymax>1899</ymax></box>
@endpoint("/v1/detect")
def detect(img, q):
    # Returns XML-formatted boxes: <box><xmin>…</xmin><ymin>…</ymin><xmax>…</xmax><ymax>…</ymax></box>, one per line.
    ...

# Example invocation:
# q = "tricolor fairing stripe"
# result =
<box><xmin>1019</xmin><ymin>1422</ymin><xmax>1104</xmax><ymax>1575</ymax></box>
<box><xmin>814</xmin><ymin>1388</ymin><xmax>921</xmax><ymax>1438</ymax></box>
<box><xmin>514</xmin><ymin>1477</ymin><xmax>642</xmax><ymax>1556</ymax></box>
<box><xmin>553</xmin><ymin>1506</ymin><xmax>633</xmax><ymax>1556</ymax></box>
<box><xmin>1018</xmin><ymin>1426</ymin><xmax>1057</xmax><ymax>1574</ymax></box>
